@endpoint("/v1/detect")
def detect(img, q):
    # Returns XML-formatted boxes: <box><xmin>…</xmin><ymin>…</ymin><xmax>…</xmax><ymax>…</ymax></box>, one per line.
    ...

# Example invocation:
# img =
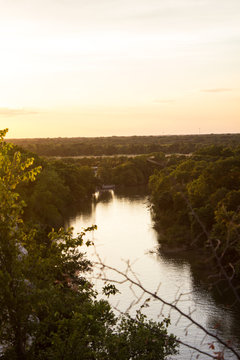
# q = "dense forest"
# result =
<box><xmin>95</xmin><ymin>154</ymin><xmax>166</xmax><ymax>187</ymax></box>
<box><xmin>149</xmin><ymin>145</ymin><xmax>240</xmax><ymax>292</ymax></box>
<box><xmin>7</xmin><ymin>133</ymin><xmax>240</xmax><ymax>157</ymax></box>
<box><xmin>6</xmin><ymin>148</ymin><xmax>97</xmax><ymax>228</ymax></box>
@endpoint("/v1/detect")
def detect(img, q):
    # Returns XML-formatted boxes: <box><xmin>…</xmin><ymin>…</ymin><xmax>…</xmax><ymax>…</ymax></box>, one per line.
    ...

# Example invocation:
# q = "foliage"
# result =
<box><xmin>97</xmin><ymin>155</ymin><xmax>164</xmax><ymax>187</ymax></box>
<box><xmin>14</xmin><ymin>152</ymin><xmax>97</xmax><ymax>227</ymax></box>
<box><xmin>149</xmin><ymin>145</ymin><xmax>240</xmax><ymax>283</ymax></box>
<box><xmin>107</xmin><ymin>312</ymin><xmax>176</xmax><ymax>360</ymax></box>
<box><xmin>7</xmin><ymin>133</ymin><xmax>240</xmax><ymax>157</ymax></box>
<box><xmin>0</xmin><ymin>129</ymin><xmax>178</xmax><ymax>359</ymax></box>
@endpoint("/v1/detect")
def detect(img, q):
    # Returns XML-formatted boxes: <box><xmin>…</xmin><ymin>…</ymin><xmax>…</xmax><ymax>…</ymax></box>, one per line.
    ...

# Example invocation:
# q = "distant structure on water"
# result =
<box><xmin>101</xmin><ymin>184</ymin><xmax>115</xmax><ymax>190</ymax></box>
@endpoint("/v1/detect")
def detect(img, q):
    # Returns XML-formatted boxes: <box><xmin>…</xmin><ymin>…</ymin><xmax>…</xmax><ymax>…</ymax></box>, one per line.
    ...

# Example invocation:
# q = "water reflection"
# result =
<box><xmin>66</xmin><ymin>189</ymin><xmax>240</xmax><ymax>359</ymax></box>
<box><xmin>158</xmin><ymin>245</ymin><xmax>240</xmax><ymax>357</ymax></box>
<box><xmin>94</xmin><ymin>189</ymin><xmax>113</xmax><ymax>203</ymax></box>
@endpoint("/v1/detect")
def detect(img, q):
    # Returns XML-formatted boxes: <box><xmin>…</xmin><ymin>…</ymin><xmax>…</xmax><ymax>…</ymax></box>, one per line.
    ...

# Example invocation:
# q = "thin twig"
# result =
<box><xmin>94</xmin><ymin>261</ymin><xmax>240</xmax><ymax>359</ymax></box>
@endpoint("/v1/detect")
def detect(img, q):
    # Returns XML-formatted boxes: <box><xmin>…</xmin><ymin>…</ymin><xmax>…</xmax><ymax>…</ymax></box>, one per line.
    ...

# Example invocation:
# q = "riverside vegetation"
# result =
<box><xmin>7</xmin><ymin>134</ymin><xmax>240</xmax><ymax>288</ymax></box>
<box><xmin>0</xmin><ymin>128</ymin><xmax>178</xmax><ymax>359</ymax></box>
<box><xmin>149</xmin><ymin>145</ymin><xmax>240</xmax><ymax>293</ymax></box>
<box><xmin>1</xmin><ymin>128</ymin><xmax>240</xmax><ymax>359</ymax></box>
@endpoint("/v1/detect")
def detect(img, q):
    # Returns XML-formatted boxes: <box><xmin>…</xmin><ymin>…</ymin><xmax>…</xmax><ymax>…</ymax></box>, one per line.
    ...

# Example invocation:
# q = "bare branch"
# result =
<box><xmin>94</xmin><ymin>261</ymin><xmax>240</xmax><ymax>359</ymax></box>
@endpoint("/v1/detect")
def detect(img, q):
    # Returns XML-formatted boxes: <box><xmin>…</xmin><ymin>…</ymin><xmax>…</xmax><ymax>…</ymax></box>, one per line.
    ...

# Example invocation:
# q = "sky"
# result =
<box><xmin>0</xmin><ymin>0</ymin><xmax>239</xmax><ymax>138</ymax></box>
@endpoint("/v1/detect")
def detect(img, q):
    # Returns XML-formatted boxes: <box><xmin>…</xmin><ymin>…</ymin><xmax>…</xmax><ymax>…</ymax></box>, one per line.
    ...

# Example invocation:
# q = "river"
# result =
<box><xmin>66</xmin><ymin>188</ymin><xmax>240</xmax><ymax>359</ymax></box>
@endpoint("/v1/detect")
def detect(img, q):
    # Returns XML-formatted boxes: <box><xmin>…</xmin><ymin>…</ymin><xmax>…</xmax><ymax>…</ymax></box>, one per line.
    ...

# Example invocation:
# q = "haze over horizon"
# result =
<box><xmin>6</xmin><ymin>131</ymin><xmax>240</xmax><ymax>141</ymax></box>
<box><xmin>0</xmin><ymin>0</ymin><xmax>239</xmax><ymax>138</ymax></box>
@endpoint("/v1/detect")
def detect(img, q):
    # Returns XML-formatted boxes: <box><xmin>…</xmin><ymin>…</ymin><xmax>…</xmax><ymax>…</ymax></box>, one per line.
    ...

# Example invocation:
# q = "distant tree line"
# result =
<box><xmin>7</xmin><ymin>133</ymin><xmax>240</xmax><ymax>157</ymax></box>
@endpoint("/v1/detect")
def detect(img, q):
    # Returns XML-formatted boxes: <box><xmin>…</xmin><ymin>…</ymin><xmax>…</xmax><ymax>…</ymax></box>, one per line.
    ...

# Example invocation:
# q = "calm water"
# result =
<box><xmin>66</xmin><ymin>189</ymin><xmax>240</xmax><ymax>359</ymax></box>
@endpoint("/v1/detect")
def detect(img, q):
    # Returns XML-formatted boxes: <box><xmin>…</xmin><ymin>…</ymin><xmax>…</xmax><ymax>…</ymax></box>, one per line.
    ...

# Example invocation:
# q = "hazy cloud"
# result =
<box><xmin>154</xmin><ymin>99</ymin><xmax>175</xmax><ymax>104</ymax></box>
<box><xmin>201</xmin><ymin>88</ymin><xmax>232</xmax><ymax>93</ymax></box>
<box><xmin>0</xmin><ymin>108</ymin><xmax>39</xmax><ymax>117</ymax></box>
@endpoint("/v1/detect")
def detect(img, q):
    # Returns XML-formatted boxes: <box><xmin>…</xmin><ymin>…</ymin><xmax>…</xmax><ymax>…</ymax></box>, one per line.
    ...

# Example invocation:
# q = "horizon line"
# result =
<box><xmin>6</xmin><ymin>132</ymin><xmax>240</xmax><ymax>141</ymax></box>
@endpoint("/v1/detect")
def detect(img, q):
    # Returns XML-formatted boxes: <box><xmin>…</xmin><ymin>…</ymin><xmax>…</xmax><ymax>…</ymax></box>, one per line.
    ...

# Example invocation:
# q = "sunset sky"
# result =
<box><xmin>1</xmin><ymin>0</ymin><xmax>239</xmax><ymax>138</ymax></box>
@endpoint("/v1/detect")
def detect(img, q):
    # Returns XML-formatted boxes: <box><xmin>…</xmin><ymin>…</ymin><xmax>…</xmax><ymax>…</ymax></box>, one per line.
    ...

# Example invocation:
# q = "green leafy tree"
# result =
<box><xmin>149</xmin><ymin>147</ymin><xmax>240</xmax><ymax>289</ymax></box>
<box><xmin>26</xmin><ymin>167</ymin><xmax>70</xmax><ymax>226</ymax></box>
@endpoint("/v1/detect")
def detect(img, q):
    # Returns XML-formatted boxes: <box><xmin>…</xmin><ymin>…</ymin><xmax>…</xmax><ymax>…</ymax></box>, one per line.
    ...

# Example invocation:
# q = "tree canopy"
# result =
<box><xmin>149</xmin><ymin>145</ymin><xmax>240</xmax><ymax>290</ymax></box>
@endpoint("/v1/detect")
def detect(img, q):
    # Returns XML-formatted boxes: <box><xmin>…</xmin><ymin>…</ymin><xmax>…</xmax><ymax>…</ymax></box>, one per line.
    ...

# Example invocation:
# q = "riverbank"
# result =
<box><xmin>66</xmin><ymin>188</ymin><xmax>240</xmax><ymax>359</ymax></box>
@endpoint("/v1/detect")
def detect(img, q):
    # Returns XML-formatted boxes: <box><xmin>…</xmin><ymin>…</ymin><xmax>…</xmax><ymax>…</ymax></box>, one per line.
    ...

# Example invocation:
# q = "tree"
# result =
<box><xmin>0</xmin><ymin>129</ymin><xmax>178</xmax><ymax>359</ymax></box>
<box><xmin>148</xmin><ymin>145</ymin><xmax>240</xmax><ymax>358</ymax></box>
